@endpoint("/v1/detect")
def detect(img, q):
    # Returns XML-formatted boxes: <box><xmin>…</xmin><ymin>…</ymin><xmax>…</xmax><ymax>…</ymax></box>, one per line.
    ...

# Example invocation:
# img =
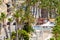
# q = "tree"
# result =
<box><xmin>11</xmin><ymin>30</ymin><xmax>29</xmax><ymax>40</ymax></box>
<box><xmin>30</xmin><ymin>0</ymin><xmax>38</xmax><ymax>17</ymax></box>
<box><xmin>13</xmin><ymin>10</ymin><xmax>20</xmax><ymax>40</ymax></box>
<box><xmin>20</xmin><ymin>0</ymin><xmax>35</xmax><ymax>38</ymax></box>
<box><xmin>38</xmin><ymin>0</ymin><xmax>58</xmax><ymax>18</ymax></box>
<box><xmin>13</xmin><ymin>1</ymin><xmax>35</xmax><ymax>40</ymax></box>
<box><xmin>16</xmin><ymin>0</ymin><xmax>35</xmax><ymax>33</ymax></box>
<box><xmin>13</xmin><ymin>10</ymin><xmax>20</xmax><ymax>29</ymax></box>
<box><xmin>52</xmin><ymin>25</ymin><xmax>60</xmax><ymax>40</ymax></box>
<box><xmin>50</xmin><ymin>0</ymin><xmax>60</xmax><ymax>40</ymax></box>
<box><xmin>53</xmin><ymin>16</ymin><xmax>60</xmax><ymax>40</ymax></box>
<box><xmin>23</xmin><ymin>22</ymin><xmax>34</xmax><ymax>33</ymax></box>
<box><xmin>22</xmin><ymin>6</ymin><xmax>34</xmax><ymax>33</ymax></box>
<box><xmin>8</xmin><ymin>18</ymin><xmax>13</xmax><ymax>40</ymax></box>
<box><xmin>18</xmin><ymin>30</ymin><xmax>29</xmax><ymax>40</ymax></box>
<box><xmin>0</xmin><ymin>13</ymin><xmax>8</xmax><ymax>39</ymax></box>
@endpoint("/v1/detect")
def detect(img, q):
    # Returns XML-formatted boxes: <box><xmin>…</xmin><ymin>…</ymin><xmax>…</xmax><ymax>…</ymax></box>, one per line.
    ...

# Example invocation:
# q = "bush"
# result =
<box><xmin>23</xmin><ymin>22</ymin><xmax>34</xmax><ymax>33</ymax></box>
<box><xmin>50</xmin><ymin>38</ymin><xmax>54</xmax><ymax>40</ymax></box>
<box><xmin>18</xmin><ymin>30</ymin><xmax>29</xmax><ymax>40</ymax></box>
<box><xmin>11</xmin><ymin>31</ymin><xmax>16</xmax><ymax>40</ymax></box>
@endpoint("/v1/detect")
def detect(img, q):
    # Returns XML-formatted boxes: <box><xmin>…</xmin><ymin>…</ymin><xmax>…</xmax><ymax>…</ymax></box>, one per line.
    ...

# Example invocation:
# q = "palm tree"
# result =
<box><xmin>22</xmin><ymin>4</ymin><xmax>35</xmax><ymax>33</ymax></box>
<box><xmin>13</xmin><ymin>10</ymin><xmax>20</xmax><ymax>40</ymax></box>
<box><xmin>8</xmin><ymin>18</ymin><xmax>13</xmax><ymax>40</ymax></box>
<box><xmin>0</xmin><ymin>13</ymin><xmax>8</xmax><ymax>39</ymax></box>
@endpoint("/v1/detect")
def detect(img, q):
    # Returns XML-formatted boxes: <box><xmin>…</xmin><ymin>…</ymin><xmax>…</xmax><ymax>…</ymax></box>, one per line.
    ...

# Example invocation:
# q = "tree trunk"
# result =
<box><xmin>3</xmin><ymin>25</ymin><xmax>8</xmax><ymax>39</ymax></box>
<box><xmin>16</xmin><ymin>18</ymin><xmax>19</xmax><ymax>40</ymax></box>
<box><xmin>3</xmin><ymin>20</ymin><xmax>8</xmax><ymax>39</ymax></box>
<box><xmin>8</xmin><ymin>23</ymin><xmax>11</xmax><ymax>40</ymax></box>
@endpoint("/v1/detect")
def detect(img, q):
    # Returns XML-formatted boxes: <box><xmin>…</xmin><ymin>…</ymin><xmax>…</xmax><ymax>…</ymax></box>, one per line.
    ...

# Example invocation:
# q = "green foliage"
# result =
<box><xmin>18</xmin><ymin>30</ymin><xmax>29</xmax><ymax>40</ymax></box>
<box><xmin>1</xmin><ymin>13</ymin><xmax>6</xmax><ymax>18</ymax></box>
<box><xmin>52</xmin><ymin>15</ymin><xmax>60</xmax><ymax>40</ymax></box>
<box><xmin>13</xmin><ymin>10</ymin><xmax>20</xmax><ymax>18</ymax></box>
<box><xmin>52</xmin><ymin>25</ymin><xmax>60</xmax><ymax>35</ymax></box>
<box><xmin>8</xmin><ymin>18</ymin><xmax>13</xmax><ymax>22</ymax></box>
<box><xmin>0</xmin><ymin>13</ymin><xmax>6</xmax><ymax>22</ymax></box>
<box><xmin>0</xmin><ymin>13</ymin><xmax>6</xmax><ymax>21</ymax></box>
<box><xmin>56</xmin><ymin>16</ymin><xmax>60</xmax><ymax>24</ymax></box>
<box><xmin>30</xmin><ymin>0</ymin><xmax>38</xmax><ymax>6</ymax></box>
<box><xmin>6</xmin><ymin>38</ymin><xmax>10</xmax><ymax>40</ymax></box>
<box><xmin>50</xmin><ymin>38</ymin><xmax>54</xmax><ymax>40</ymax></box>
<box><xmin>23</xmin><ymin>22</ymin><xmax>34</xmax><ymax>33</ymax></box>
<box><xmin>0</xmin><ymin>0</ymin><xmax>2</xmax><ymax>4</ymax></box>
<box><xmin>11</xmin><ymin>30</ymin><xmax>29</xmax><ymax>40</ymax></box>
<box><xmin>57</xmin><ymin>36</ymin><xmax>60</xmax><ymax>40</ymax></box>
<box><xmin>11</xmin><ymin>31</ymin><xmax>16</xmax><ymax>39</ymax></box>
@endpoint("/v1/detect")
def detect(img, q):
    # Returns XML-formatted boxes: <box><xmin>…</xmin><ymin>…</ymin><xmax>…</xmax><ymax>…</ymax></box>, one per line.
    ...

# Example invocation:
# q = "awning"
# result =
<box><xmin>40</xmin><ymin>21</ymin><xmax>55</xmax><ymax>27</ymax></box>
